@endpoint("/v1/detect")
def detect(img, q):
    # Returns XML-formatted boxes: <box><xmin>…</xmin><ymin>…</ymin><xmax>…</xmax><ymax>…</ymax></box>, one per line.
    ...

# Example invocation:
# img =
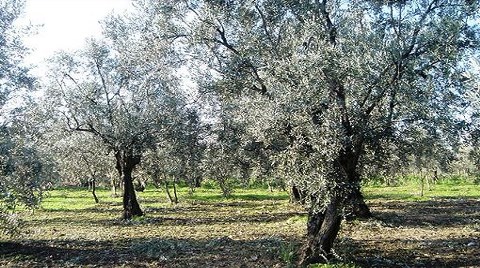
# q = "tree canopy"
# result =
<box><xmin>0</xmin><ymin>0</ymin><xmax>51</xmax><ymax>235</ymax></box>
<box><xmin>3</xmin><ymin>0</ymin><xmax>479</xmax><ymax>265</ymax></box>
<box><xmin>139</xmin><ymin>0</ymin><xmax>479</xmax><ymax>264</ymax></box>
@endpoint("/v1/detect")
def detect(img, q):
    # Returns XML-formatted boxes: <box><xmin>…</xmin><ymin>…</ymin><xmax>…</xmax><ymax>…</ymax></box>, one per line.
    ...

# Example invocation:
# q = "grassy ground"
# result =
<box><xmin>1</xmin><ymin>179</ymin><xmax>479</xmax><ymax>267</ymax></box>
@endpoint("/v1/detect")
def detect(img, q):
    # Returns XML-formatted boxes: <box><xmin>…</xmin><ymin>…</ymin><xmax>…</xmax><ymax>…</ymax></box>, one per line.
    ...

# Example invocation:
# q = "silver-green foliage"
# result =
<box><xmin>0</xmin><ymin>0</ymin><xmax>50</xmax><ymax>235</ymax></box>
<box><xmin>52</xmin><ymin>132</ymin><xmax>115</xmax><ymax>186</ymax></box>
<box><xmin>0</xmin><ymin>0</ymin><xmax>33</xmax><ymax>106</ymax></box>
<box><xmin>0</xmin><ymin>123</ymin><xmax>54</xmax><ymax>235</ymax></box>
<box><xmin>44</xmin><ymin>21</ymin><xmax>184</xmax><ymax>163</ymax></box>
<box><xmin>151</xmin><ymin>0</ymin><xmax>478</xmax><ymax>208</ymax></box>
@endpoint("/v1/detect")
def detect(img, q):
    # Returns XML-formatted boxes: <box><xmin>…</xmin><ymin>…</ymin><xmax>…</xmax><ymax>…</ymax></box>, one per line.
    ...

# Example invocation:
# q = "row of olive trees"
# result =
<box><xmin>2</xmin><ymin>0</ymin><xmax>479</xmax><ymax>265</ymax></box>
<box><xmin>37</xmin><ymin>6</ymin><xmax>195</xmax><ymax>218</ymax></box>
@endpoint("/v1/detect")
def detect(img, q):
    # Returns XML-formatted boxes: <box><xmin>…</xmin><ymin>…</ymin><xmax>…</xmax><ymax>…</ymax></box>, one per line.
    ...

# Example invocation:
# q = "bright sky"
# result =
<box><xmin>20</xmin><ymin>0</ymin><xmax>133</xmax><ymax>76</ymax></box>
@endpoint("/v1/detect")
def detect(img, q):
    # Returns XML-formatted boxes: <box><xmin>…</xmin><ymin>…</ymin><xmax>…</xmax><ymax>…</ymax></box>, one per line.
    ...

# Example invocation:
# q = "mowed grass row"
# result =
<box><xmin>40</xmin><ymin>176</ymin><xmax>480</xmax><ymax>211</ymax></box>
<box><xmin>1</xmin><ymin>178</ymin><xmax>479</xmax><ymax>267</ymax></box>
<box><xmin>363</xmin><ymin>178</ymin><xmax>480</xmax><ymax>201</ymax></box>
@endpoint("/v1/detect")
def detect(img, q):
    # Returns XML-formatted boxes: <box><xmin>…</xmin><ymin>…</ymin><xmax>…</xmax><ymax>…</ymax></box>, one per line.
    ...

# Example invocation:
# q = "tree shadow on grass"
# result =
<box><xmin>338</xmin><ymin>198</ymin><xmax>480</xmax><ymax>267</ymax></box>
<box><xmin>343</xmin><ymin>237</ymin><xmax>480</xmax><ymax>268</ymax></box>
<box><xmin>140</xmin><ymin>210</ymin><xmax>306</xmax><ymax>226</ymax></box>
<box><xmin>0</xmin><ymin>236</ymin><xmax>299</xmax><ymax>267</ymax></box>
<box><xmin>371</xmin><ymin>198</ymin><xmax>480</xmax><ymax>228</ymax></box>
<box><xmin>40</xmin><ymin>205</ymin><xmax>123</xmax><ymax>213</ymax></box>
<box><xmin>28</xmin><ymin>202</ymin><xmax>306</xmax><ymax>227</ymax></box>
<box><xmin>227</xmin><ymin>193</ymin><xmax>289</xmax><ymax>201</ymax></box>
<box><xmin>181</xmin><ymin>192</ymin><xmax>290</xmax><ymax>203</ymax></box>
<box><xmin>366</xmin><ymin>193</ymin><xmax>419</xmax><ymax>201</ymax></box>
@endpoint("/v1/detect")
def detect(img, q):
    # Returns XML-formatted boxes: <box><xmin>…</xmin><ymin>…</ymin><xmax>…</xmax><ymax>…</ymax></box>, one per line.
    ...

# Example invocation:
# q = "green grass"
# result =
<box><xmin>2</xmin><ymin>178</ymin><xmax>479</xmax><ymax>267</ymax></box>
<box><xmin>41</xmin><ymin>187</ymin><xmax>120</xmax><ymax>211</ymax></box>
<box><xmin>363</xmin><ymin>177</ymin><xmax>480</xmax><ymax>201</ymax></box>
<box><xmin>41</xmin><ymin>178</ymin><xmax>479</xmax><ymax>212</ymax></box>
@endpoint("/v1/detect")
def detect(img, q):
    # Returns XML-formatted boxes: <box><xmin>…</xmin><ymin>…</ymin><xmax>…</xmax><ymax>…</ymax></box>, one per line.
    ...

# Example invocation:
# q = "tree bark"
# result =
<box><xmin>91</xmin><ymin>178</ymin><xmax>99</xmax><ymax>203</ymax></box>
<box><xmin>299</xmin><ymin>150</ymin><xmax>370</xmax><ymax>265</ymax></box>
<box><xmin>290</xmin><ymin>185</ymin><xmax>306</xmax><ymax>204</ymax></box>
<box><xmin>165</xmin><ymin>180</ymin><xmax>174</xmax><ymax>203</ymax></box>
<box><xmin>346</xmin><ymin>185</ymin><xmax>372</xmax><ymax>220</ymax></box>
<box><xmin>299</xmin><ymin>196</ymin><xmax>342</xmax><ymax>266</ymax></box>
<box><xmin>339</xmin><ymin>149</ymin><xmax>372</xmax><ymax>220</ymax></box>
<box><xmin>116</xmin><ymin>150</ymin><xmax>143</xmax><ymax>219</ymax></box>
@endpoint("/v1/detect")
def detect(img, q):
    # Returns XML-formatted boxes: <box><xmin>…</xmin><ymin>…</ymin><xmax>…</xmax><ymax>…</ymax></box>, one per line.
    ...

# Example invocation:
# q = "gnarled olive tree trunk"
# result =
<box><xmin>115</xmin><ymin>150</ymin><xmax>143</xmax><ymax>219</ymax></box>
<box><xmin>299</xmin><ymin>195</ymin><xmax>342</xmax><ymax>266</ymax></box>
<box><xmin>299</xmin><ymin>148</ymin><xmax>370</xmax><ymax>266</ymax></box>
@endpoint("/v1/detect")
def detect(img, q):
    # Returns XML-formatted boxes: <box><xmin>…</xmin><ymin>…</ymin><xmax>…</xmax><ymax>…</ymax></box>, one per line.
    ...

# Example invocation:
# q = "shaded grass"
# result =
<box><xmin>0</xmin><ymin>237</ymin><xmax>286</xmax><ymax>267</ymax></box>
<box><xmin>1</xmin><ymin>184</ymin><xmax>304</xmax><ymax>267</ymax></box>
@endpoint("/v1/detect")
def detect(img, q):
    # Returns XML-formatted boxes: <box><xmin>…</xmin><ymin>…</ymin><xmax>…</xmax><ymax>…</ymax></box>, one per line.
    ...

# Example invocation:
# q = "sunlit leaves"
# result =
<box><xmin>153</xmin><ymin>0</ymin><xmax>480</xmax><ymax>211</ymax></box>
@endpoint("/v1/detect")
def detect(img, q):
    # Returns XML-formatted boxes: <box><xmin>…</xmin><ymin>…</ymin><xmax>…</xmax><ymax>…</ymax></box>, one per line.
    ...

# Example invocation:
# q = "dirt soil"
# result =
<box><xmin>340</xmin><ymin>198</ymin><xmax>480</xmax><ymax>268</ymax></box>
<box><xmin>1</xmin><ymin>197</ymin><xmax>479</xmax><ymax>267</ymax></box>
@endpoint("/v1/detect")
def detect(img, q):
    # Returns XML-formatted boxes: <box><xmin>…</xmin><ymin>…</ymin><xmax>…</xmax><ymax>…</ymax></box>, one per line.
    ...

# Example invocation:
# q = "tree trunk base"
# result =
<box><xmin>350</xmin><ymin>201</ymin><xmax>372</xmax><ymax>219</ymax></box>
<box><xmin>345</xmin><ymin>189</ymin><xmax>372</xmax><ymax>220</ymax></box>
<box><xmin>299</xmin><ymin>198</ymin><xmax>342</xmax><ymax>267</ymax></box>
<box><xmin>122</xmin><ymin>206</ymin><xmax>144</xmax><ymax>220</ymax></box>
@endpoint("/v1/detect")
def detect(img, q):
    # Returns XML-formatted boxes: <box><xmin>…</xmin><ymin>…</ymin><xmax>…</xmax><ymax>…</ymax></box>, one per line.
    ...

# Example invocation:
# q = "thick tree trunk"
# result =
<box><xmin>299</xmin><ymin>150</ymin><xmax>370</xmax><ymax>265</ymax></box>
<box><xmin>340</xmin><ymin>151</ymin><xmax>372</xmax><ymax>220</ymax></box>
<box><xmin>116</xmin><ymin>150</ymin><xmax>143</xmax><ymax>220</ymax></box>
<box><xmin>299</xmin><ymin>196</ymin><xmax>342</xmax><ymax>266</ymax></box>
<box><xmin>345</xmin><ymin>185</ymin><xmax>372</xmax><ymax>219</ymax></box>
<box><xmin>123</xmin><ymin>172</ymin><xmax>143</xmax><ymax>219</ymax></box>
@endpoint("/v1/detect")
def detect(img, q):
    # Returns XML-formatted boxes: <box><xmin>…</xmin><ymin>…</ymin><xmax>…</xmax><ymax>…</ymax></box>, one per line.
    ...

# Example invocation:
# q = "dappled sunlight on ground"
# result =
<box><xmin>1</xmin><ymin>185</ymin><xmax>479</xmax><ymax>267</ymax></box>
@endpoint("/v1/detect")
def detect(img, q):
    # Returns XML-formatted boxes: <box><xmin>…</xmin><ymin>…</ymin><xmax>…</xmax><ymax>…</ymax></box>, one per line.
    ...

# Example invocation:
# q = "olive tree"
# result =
<box><xmin>138</xmin><ymin>108</ymin><xmax>205</xmax><ymax>202</ymax></box>
<box><xmin>44</xmin><ymin>10</ymin><xmax>187</xmax><ymax>219</ymax></box>
<box><xmin>0</xmin><ymin>0</ymin><xmax>49</xmax><ymax>235</ymax></box>
<box><xmin>465</xmin><ymin>58</ymin><xmax>480</xmax><ymax>178</ymax></box>
<box><xmin>0</xmin><ymin>0</ymin><xmax>33</xmax><ymax>106</ymax></box>
<box><xmin>0</xmin><ymin>123</ymin><xmax>55</xmax><ymax>234</ymax></box>
<box><xmin>53</xmin><ymin>132</ymin><xmax>115</xmax><ymax>202</ymax></box>
<box><xmin>166</xmin><ymin>108</ymin><xmax>206</xmax><ymax>193</ymax></box>
<box><xmin>145</xmin><ymin>0</ymin><xmax>478</xmax><ymax>264</ymax></box>
<box><xmin>202</xmin><ymin>109</ymin><xmax>246</xmax><ymax>196</ymax></box>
